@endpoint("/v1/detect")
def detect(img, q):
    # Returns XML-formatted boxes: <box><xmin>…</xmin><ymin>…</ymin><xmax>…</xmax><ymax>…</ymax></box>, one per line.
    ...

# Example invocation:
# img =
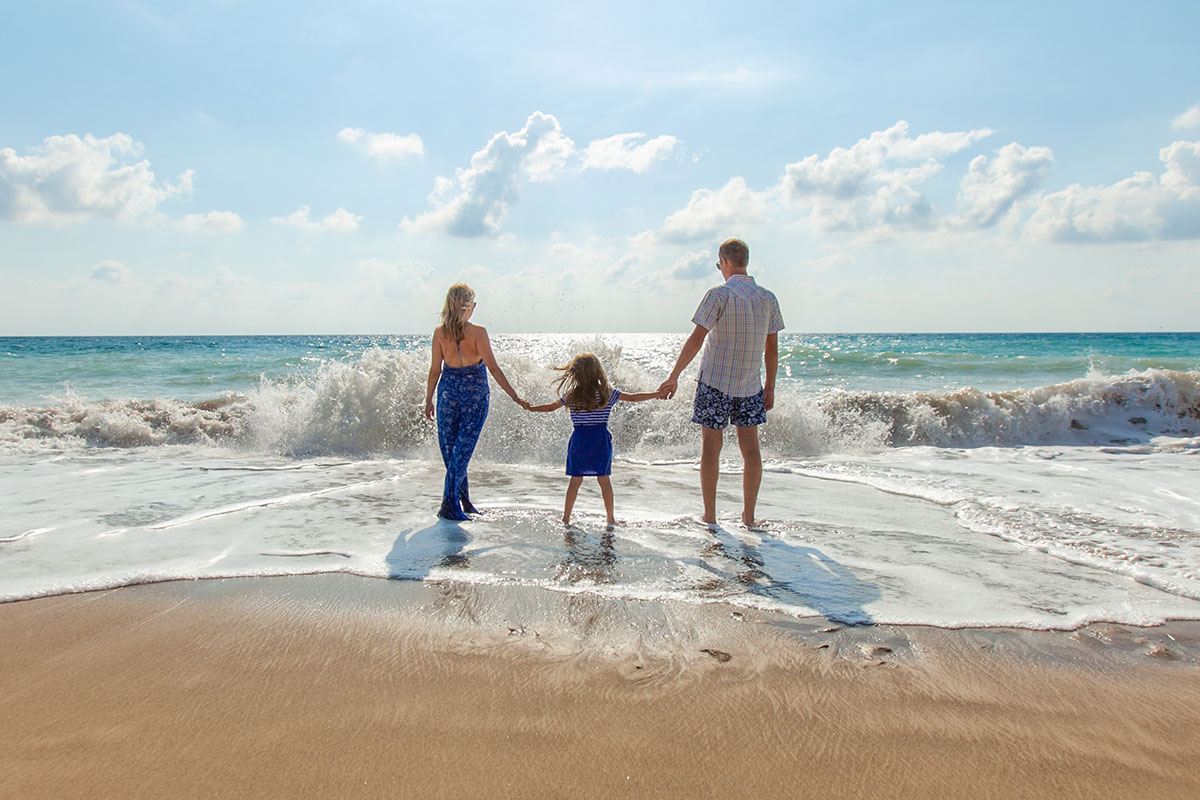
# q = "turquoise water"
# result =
<box><xmin>3</xmin><ymin>332</ymin><xmax>1200</xmax><ymax>626</ymax></box>
<box><xmin>3</xmin><ymin>332</ymin><xmax>1197</xmax><ymax>406</ymax></box>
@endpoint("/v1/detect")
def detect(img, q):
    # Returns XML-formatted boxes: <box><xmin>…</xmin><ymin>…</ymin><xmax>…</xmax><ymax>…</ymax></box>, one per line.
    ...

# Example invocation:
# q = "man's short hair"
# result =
<box><xmin>719</xmin><ymin>238</ymin><xmax>749</xmax><ymax>270</ymax></box>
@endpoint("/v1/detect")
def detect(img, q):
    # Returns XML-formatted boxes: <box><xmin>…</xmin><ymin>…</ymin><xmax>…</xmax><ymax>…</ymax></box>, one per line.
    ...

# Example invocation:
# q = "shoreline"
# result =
<box><xmin>4</xmin><ymin>574</ymin><xmax>1200</xmax><ymax>798</ymax></box>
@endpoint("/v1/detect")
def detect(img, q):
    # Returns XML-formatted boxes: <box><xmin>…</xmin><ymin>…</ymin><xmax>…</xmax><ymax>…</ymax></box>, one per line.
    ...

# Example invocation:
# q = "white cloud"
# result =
<box><xmin>669</xmin><ymin>250</ymin><xmax>715</xmax><ymax>281</ymax></box>
<box><xmin>175</xmin><ymin>210</ymin><xmax>246</xmax><ymax>235</ymax></box>
<box><xmin>355</xmin><ymin>257</ymin><xmax>427</xmax><ymax>286</ymax></box>
<box><xmin>649</xmin><ymin>63</ymin><xmax>794</xmax><ymax>92</ymax></box>
<box><xmin>90</xmin><ymin>259</ymin><xmax>132</xmax><ymax>284</ymax></box>
<box><xmin>780</xmin><ymin>121</ymin><xmax>992</xmax><ymax>232</ymax></box>
<box><xmin>0</xmin><ymin>133</ymin><xmax>193</xmax><ymax>225</ymax></box>
<box><xmin>659</xmin><ymin>177</ymin><xmax>770</xmax><ymax>242</ymax></box>
<box><xmin>956</xmin><ymin>142</ymin><xmax>1054</xmax><ymax>228</ymax></box>
<box><xmin>272</xmin><ymin>205</ymin><xmax>362</xmax><ymax>232</ymax></box>
<box><xmin>337</xmin><ymin>127</ymin><xmax>424</xmax><ymax>162</ymax></box>
<box><xmin>1026</xmin><ymin>140</ymin><xmax>1200</xmax><ymax>241</ymax></box>
<box><xmin>1172</xmin><ymin>104</ymin><xmax>1200</xmax><ymax>131</ymax></box>
<box><xmin>401</xmin><ymin>111</ymin><xmax>575</xmax><ymax>237</ymax></box>
<box><xmin>582</xmin><ymin>133</ymin><xmax>679</xmax><ymax>173</ymax></box>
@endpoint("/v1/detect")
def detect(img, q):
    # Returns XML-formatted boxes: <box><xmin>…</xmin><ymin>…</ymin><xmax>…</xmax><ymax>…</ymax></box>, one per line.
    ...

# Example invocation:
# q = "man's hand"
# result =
<box><xmin>658</xmin><ymin>377</ymin><xmax>679</xmax><ymax>399</ymax></box>
<box><xmin>763</xmin><ymin>387</ymin><xmax>774</xmax><ymax>412</ymax></box>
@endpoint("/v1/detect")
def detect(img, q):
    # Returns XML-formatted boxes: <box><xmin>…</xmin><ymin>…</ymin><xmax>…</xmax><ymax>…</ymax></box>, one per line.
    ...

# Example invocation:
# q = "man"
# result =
<box><xmin>658</xmin><ymin>238</ymin><xmax>784</xmax><ymax>528</ymax></box>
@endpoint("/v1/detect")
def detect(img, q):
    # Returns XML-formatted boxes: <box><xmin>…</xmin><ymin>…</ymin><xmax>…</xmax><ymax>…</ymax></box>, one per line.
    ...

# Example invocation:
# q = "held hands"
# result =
<box><xmin>657</xmin><ymin>377</ymin><xmax>678</xmax><ymax>400</ymax></box>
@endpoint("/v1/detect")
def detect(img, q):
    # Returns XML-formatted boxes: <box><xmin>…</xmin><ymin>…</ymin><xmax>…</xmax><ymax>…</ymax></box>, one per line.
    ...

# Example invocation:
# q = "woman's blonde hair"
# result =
<box><xmin>440</xmin><ymin>283</ymin><xmax>475</xmax><ymax>342</ymax></box>
<box><xmin>553</xmin><ymin>353</ymin><xmax>613</xmax><ymax>411</ymax></box>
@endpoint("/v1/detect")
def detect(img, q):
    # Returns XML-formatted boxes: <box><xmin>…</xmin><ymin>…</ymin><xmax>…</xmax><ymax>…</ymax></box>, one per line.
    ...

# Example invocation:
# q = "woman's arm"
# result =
<box><xmin>476</xmin><ymin>326</ymin><xmax>524</xmax><ymax>405</ymax></box>
<box><xmin>425</xmin><ymin>329</ymin><xmax>443</xmax><ymax>421</ymax></box>
<box><xmin>617</xmin><ymin>391</ymin><xmax>661</xmax><ymax>403</ymax></box>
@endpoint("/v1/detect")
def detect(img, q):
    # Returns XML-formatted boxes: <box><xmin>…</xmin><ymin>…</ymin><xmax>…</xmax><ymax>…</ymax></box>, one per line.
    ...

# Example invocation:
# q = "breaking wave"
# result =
<box><xmin>2</xmin><ymin>345</ymin><xmax>1198</xmax><ymax>458</ymax></box>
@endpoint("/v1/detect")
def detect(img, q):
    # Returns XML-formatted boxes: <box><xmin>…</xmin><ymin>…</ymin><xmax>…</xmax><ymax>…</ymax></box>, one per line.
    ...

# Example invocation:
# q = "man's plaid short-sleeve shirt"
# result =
<box><xmin>692</xmin><ymin>275</ymin><xmax>785</xmax><ymax>397</ymax></box>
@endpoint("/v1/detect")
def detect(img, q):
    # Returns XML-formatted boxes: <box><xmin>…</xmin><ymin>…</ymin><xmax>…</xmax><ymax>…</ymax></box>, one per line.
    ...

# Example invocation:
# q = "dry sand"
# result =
<box><xmin>3</xmin><ymin>574</ymin><xmax>1199</xmax><ymax>799</ymax></box>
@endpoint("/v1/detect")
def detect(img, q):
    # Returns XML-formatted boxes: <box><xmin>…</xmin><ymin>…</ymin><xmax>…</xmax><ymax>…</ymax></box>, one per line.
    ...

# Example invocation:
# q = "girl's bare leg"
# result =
<box><xmin>597</xmin><ymin>475</ymin><xmax>615</xmax><ymax>529</ymax></box>
<box><xmin>563</xmin><ymin>476</ymin><xmax>584</xmax><ymax>525</ymax></box>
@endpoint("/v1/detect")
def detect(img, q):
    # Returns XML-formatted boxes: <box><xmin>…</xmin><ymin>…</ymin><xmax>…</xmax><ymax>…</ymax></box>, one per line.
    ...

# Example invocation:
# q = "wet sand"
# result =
<box><xmin>3</xmin><ymin>575</ymin><xmax>1199</xmax><ymax>799</ymax></box>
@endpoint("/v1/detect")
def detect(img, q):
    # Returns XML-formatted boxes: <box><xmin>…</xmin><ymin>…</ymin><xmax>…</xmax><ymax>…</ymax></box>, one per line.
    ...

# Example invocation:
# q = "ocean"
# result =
<box><xmin>2</xmin><ymin>332</ymin><xmax>1199</xmax><ymax>629</ymax></box>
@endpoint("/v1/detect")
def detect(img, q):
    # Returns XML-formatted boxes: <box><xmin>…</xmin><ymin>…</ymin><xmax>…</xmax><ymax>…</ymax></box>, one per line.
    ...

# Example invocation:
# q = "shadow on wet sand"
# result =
<box><xmin>386</xmin><ymin>520</ymin><xmax>471</xmax><ymax>580</ymax></box>
<box><xmin>702</xmin><ymin>525</ymin><xmax>880</xmax><ymax>625</ymax></box>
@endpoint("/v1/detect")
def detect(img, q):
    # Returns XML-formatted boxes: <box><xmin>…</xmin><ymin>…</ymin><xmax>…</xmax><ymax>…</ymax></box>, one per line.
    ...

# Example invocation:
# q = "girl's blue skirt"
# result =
<box><xmin>566</xmin><ymin>426</ymin><xmax>612</xmax><ymax>476</ymax></box>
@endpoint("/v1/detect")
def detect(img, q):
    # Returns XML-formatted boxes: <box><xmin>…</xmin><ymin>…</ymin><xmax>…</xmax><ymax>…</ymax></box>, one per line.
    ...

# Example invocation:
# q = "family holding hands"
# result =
<box><xmin>424</xmin><ymin>238</ymin><xmax>785</xmax><ymax>531</ymax></box>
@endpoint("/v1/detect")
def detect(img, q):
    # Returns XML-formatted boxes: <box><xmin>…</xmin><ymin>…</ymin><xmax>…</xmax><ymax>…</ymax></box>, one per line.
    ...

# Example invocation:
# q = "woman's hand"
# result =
<box><xmin>425</xmin><ymin>398</ymin><xmax>435</xmax><ymax>421</ymax></box>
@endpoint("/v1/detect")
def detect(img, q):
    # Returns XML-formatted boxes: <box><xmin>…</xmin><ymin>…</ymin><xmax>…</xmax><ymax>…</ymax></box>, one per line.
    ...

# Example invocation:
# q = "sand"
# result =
<box><xmin>3</xmin><ymin>574</ymin><xmax>1199</xmax><ymax>799</ymax></box>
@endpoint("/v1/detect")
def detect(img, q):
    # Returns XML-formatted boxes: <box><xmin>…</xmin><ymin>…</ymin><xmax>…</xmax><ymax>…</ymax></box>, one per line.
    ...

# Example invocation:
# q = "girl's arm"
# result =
<box><xmin>425</xmin><ymin>329</ymin><xmax>443</xmax><ymax>421</ymax></box>
<box><xmin>526</xmin><ymin>399</ymin><xmax>564</xmax><ymax>413</ymax></box>
<box><xmin>476</xmin><ymin>326</ymin><xmax>525</xmax><ymax>406</ymax></box>
<box><xmin>618</xmin><ymin>390</ymin><xmax>661</xmax><ymax>403</ymax></box>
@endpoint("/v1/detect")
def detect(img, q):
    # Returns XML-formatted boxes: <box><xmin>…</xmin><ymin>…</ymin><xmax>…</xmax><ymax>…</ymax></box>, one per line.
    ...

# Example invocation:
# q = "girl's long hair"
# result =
<box><xmin>553</xmin><ymin>353</ymin><xmax>613</xmax><ymax>411</ymax></box>
<box><xmin>440</xmin><ymin>283</ymin><xmax>475</xmax><ymax>342</ymax></box>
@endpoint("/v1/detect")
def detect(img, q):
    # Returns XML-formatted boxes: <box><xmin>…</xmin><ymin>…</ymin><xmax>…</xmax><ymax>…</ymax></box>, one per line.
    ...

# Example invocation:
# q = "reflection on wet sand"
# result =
<box><xmin>556</xmin><ymin>528</ymin><xmax>617</xmax><ymax>585</ymax></box>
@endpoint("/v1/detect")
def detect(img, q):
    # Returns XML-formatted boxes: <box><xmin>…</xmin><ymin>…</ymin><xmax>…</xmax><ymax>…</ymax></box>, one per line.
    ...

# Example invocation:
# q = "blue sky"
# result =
<box><xmin>2</xmin><ymin>0</ymin><xmax>1199</xmax><ymax>334</ymax></box>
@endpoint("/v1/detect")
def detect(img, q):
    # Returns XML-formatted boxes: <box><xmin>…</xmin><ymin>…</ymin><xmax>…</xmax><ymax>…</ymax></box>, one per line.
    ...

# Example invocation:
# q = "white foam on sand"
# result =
<box><xmin>3</xmin><ymin>444</ymin><xmax>1199</xmax><ymax>630</ymax></box>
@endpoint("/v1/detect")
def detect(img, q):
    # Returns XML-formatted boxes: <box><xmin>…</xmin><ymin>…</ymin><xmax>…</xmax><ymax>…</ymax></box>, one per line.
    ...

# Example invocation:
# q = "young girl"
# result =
<box><xmin>525</xmin><ymin>353</ymin><xmax>661</xmax><ymax>529</ymax></box>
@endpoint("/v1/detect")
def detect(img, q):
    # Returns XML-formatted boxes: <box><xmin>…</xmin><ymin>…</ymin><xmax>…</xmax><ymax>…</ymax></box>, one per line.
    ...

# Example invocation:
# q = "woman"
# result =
<box><xmin>425</xmin><ymin>283</ymin><xmax>525</xmax><ymax>520</ymax></box>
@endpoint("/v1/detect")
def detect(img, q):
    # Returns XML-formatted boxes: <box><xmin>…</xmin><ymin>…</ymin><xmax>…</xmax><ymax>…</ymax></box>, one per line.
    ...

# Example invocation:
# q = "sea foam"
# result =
<box><xmin>3</xmin><ymin>344</ymin><xmax>1197</xmax><ymax>459</ymax></box>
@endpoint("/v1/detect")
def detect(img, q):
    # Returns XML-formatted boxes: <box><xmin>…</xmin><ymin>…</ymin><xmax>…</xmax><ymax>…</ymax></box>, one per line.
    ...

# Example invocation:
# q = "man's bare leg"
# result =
<box><xmin>736</xmin><ymin>424</ymin><xmax>762</xmax><ymax>527</ymax></box>
<box><xmin>700</xmin><ymin>426</ymin><xmax>723</xmax><ymax>525</ymax></box>
<box><xmin>562</xmin><ymin>475</ymin><xmax>584</xmax><ymax>525</ymax></box>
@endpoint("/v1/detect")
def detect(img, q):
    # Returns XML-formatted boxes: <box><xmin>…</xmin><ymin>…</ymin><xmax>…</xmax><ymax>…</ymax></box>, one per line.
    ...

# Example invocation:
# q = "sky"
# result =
<box><xmin>2</xmin><ymin>0</ymin><xmax>1199</xmax><ymax>335</ymax></box>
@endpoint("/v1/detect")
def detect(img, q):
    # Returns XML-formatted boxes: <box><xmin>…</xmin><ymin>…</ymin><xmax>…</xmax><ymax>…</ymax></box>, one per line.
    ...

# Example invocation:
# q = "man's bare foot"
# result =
<box><xmin>562</xmin><ymin>515</ymin><xmax>571</xmax><ymax>527</ymax></box>
<box><xmin>742</xmin><ymin>514</ymin><xmax>767</xmax><ymax>532</ymax></box>
<box><xmin>605</xmin><ymin>518</ymin><xmax>617</xmax><ymax>531</ymax></box>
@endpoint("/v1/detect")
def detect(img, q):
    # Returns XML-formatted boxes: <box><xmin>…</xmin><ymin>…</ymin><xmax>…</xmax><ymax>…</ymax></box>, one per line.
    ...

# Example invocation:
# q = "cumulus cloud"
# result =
<box><xmin>1026</xmin><ymin>140</ymin><xmax>1200</xmax><ymax>241</ymax></box>
<box><xmin>401</xmin><ymin>111</ymin><xmax>575</xmax><ymax>237</ymax></box>
<box><xmin>780</xmin><ymin>120</ymin><xmax>992</xmax><ymax>231</ymax></box>
<box><xmin>0</xmin><ymin>133</ymin><xmax>193</xmax><ymax>224</ymax></box>
<box><xmin>272</xmin><ymin>205</ymin><xmax>362</xmax><ymax>232</ymax></box>
<box><xmin>956</xmin><ymin>142</ymin><xmax>1054</xmax><ymax>228</ymax></box>
<box><xmin>582</xmin><ymin>133</ymin><xmax>679</xmax><ymax>173</ymax></box>
<box><xmin>659</xmin><ymin>177</ymin><xmax>770</xmax><ymax>242</ymax></box>
<box><xmin>1172</xmin><ymin>104</ymin><xmax>1200</xmax><ymax>131</ymax></box>
<box><xmin>337</xmin><ymin>127</ymin><xmax>424</xmax><ymax>162</ymax></box>
<box><xmin>175</xmin><ymin>210</ymin><xmax>246</xmax><ymax>235</ymax></box>
<box><xmin>90</xmin><ymin>259</ymin><xmax>133</xmax><ymax>283</ymax></box>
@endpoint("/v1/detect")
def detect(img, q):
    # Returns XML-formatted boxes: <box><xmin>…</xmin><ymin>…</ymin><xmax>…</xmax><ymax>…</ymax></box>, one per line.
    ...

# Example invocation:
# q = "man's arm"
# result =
<box><xmin>763</xmin><ymin>332</ymin><xmax>778</xmax><ymax>411</ymax></box>
<box><xmin>658</xmin><ymin>324</ymin><xmax>709</xmax><ymax>399</ymax></box>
